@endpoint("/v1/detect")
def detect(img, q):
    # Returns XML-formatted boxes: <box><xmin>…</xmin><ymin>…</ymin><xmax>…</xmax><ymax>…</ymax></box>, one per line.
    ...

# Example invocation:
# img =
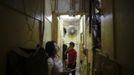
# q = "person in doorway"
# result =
<box><xmin>66</xmin><ymin>42</ymin><xmax>77</xmax><ymax>75</ymax></box>
<box><xmin>63</xmin><ymin>44</ymin><xmax>68</xmax><ymax>69</ymax></box>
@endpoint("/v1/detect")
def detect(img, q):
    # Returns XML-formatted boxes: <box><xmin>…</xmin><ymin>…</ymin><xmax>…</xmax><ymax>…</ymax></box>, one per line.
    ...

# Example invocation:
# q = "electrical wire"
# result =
<box><xmin>21</xmin><ymin>0</ymin><xmax>42</xmax><ymax>46</ymax></box>
<box><xmin>22</xmin><ymin>0</ymin><xmax>32</xmax><ymax>31</ymax></box>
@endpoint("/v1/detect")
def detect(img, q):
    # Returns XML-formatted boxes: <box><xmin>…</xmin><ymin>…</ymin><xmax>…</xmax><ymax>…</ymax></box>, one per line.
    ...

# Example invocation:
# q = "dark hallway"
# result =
<box><xmin>0</xmin><ymin>0</ymin><xmax>134</xmax><ymax>75</ymax></box>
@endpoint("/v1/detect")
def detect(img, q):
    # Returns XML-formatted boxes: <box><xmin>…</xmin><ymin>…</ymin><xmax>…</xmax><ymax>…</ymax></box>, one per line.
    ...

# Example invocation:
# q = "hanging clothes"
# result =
<box><xmin>7</xmin><ymin>47</ymin><xmax>48</xmax><ymax>75</ymax></box>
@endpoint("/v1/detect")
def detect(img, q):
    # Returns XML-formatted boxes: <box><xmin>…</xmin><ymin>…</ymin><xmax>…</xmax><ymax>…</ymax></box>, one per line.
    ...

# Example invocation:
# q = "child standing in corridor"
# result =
<box><xmin>66</xmin><ymin>42</ymin><xmax>77</xmax><ymax>75</ymax></box>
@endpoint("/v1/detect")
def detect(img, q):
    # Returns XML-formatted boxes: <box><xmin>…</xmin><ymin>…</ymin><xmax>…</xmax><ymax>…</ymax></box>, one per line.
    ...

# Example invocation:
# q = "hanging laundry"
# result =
<box><xmin>7</xmin><ymin>47</ymin><xmax>48</xmax><ymax>75</ymax></box>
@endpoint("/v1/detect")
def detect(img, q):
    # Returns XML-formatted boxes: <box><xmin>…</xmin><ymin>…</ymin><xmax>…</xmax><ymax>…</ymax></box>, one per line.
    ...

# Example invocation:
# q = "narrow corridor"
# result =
<box><xmin>1</xmin><ymin>0</ymin><xmax>134</xmax><ymax>75</ymax></box>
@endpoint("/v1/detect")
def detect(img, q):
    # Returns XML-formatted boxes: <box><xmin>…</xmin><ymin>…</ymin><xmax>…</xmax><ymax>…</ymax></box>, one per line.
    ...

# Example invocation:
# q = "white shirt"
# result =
<box><xmin>48</xmin><ymin>56</ymin><xmax>63</xmax><ymax>75</ymax></box>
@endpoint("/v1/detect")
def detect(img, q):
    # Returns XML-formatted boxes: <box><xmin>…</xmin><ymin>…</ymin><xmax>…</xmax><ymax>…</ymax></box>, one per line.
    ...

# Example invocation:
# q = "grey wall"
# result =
<box><xmin>100</xmin><ymin>0</ymin><xmax>134</xmax><ymax>74</ymax></box>
<box><xmin>114</xmin><ymin>0</ymin><xmax>134</xmax><ymax>75</ymax></box>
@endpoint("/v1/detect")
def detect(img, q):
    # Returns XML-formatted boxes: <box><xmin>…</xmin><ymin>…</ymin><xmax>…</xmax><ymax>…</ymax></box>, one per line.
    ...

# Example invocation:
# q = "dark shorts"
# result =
<box><xmin>67</xmin><ymin>62</ymin><xmax>76</xmax><ymax>69</ymax></box>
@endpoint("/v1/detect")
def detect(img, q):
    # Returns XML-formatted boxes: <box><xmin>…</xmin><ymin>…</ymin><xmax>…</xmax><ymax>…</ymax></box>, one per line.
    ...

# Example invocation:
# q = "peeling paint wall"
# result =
<box><xmin>43</xmin><ymin>0</ymin><xmax>52</xmax><ymax>46</ymax></box>
<box><xmin>101</xmin><ymin>0</ymin><xmax>114</xmax><ymax>60</ymax></box>
<box><xmin>0</xmin><ymin>0</ymin><xmax>43</xmax><ymax>75</ymax></box>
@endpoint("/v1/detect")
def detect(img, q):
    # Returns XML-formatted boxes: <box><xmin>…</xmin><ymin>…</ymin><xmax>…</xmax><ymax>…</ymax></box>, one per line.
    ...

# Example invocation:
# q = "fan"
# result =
<box><xmin>68</xmin><ymin>26</ymin><xmax>77</xmax><ymax>35</ymax></box>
